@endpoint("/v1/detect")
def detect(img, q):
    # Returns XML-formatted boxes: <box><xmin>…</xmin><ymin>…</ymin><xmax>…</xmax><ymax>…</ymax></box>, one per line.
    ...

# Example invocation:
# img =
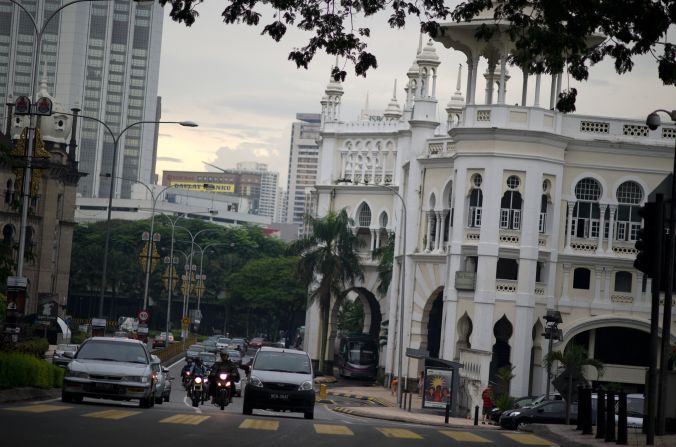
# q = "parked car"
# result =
<box><xmin>248</xmin><ymin>337</ymin><xmax>265</xmax><ymax>350</ymax></box>
<box><xmin>490</xmin><ymin>395</ymin><xmax>538</xmax><ymax>423</ymax></box>
<box><xmin>52</xmin><ymin>344</ymin><xmax>78</xmax><ymax>368</ymax></box>
<box><xmin>499</xmin><ymin>399</ymin><xmax>577</xmax><ymax>430</ymax></box>
<box><xmin>242</xmin><ymin>347</ymin><xmax>315</xmax><ymax>419</ymax></box>
<box><xmin>62</xmin><ymin>337</ymin><xmax>157</xmax><ymax>408</ymax></box>
<box><xmin>186</xmin><ymin>344</ymin><xmax>205</xmax><ymax>359</ymax></box>
<box><xmin>150</xmin><ymin>355</ymin><xmax>172</xmax><ymax>404</ymax></box>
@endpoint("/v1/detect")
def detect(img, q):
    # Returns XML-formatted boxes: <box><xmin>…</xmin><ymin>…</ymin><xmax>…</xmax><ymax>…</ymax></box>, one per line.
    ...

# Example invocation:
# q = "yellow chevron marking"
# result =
<box><xmin>83</xmin><ymin>409</ymin><xmax>140</xmax><ymax>420</ymax></box>
<box><xmin>440</xmin><ymin>431</ymin><xmax>491</xmax><ymax>443</ymax></box>
<box><xmin>376</xmin><ymin>428</ymin><xmax>423</xmax><ymax>439</ymax></box>
<box><xmin>314</xmin><ymin>424</ymin><xmax>354</xmax><ymax>435</ymax></box>
<box><xmin>502</xmin><ymin>433</ymin><xmax>557</xmax><ymax>445</ymax></box>
<box><xmin>239</xmin><ymin>419</ymin><xmax>279</xmax><ymax>431</ymax></box>
<box><xmin>159</xmin><ymin>414</ymin><xmax>210</xmax><ymax>425</ymax></box>
<box><xmin>5</xmin><ymin>404</ymin><xmax>71</xmax><ymax>413</ymax></box>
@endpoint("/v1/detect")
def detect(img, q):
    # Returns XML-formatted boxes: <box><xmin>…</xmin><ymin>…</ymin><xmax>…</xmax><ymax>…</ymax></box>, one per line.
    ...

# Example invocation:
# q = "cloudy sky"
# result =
<box><xmin>154</xmin><ymin>2</ymin><xmax>676</xmax><ymax>188</ymax></box>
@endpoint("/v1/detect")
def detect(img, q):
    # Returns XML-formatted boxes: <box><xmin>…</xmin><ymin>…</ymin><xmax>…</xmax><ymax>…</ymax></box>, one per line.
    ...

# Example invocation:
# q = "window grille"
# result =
<box><xmin>358</xmin><ymin>204</ymin><xmax>372</xmax><ymax>227</ymax></box>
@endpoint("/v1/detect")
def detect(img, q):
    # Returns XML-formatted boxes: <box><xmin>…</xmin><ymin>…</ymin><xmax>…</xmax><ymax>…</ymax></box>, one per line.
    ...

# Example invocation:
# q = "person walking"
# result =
<box><xmin>481</xmin><ymin>384</ymin><xmax>494</xmax><ymax>424</ymax></box>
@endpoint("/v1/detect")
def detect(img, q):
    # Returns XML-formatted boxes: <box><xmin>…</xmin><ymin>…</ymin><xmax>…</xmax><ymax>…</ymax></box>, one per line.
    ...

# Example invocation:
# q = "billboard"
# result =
<box><xmin>422</xmin><ymin>367</ymin><xmax>453</xmax><ymax>409</ymax></box>
<box><xmin>169</xmin><ymin>181</ymin><xmax>235</xmax><ymax>193</ymax></box>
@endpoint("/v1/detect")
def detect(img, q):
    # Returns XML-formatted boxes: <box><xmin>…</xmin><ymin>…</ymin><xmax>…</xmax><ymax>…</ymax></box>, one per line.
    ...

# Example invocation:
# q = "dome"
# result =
<box><xmin>416</xmin><ymin>40</ymin><xmax>440</xmax><ymax>65</ymax></box>
<box><xmin>407</xmin><ymin>61</ymin><xmax>420</xmax><ymax>77</ymax></box>
<box><xmin>12</xmin><ymin>74</ymin><xmax>72</xmax><ymax>144</ymax></box>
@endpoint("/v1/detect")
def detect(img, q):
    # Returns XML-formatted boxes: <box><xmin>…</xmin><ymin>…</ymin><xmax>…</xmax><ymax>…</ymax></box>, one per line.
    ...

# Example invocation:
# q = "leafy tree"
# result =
<box><xmin>0</xmin><ymin>292</ymin><xmax>6</xmax><ymax>322</ymax></box>
<box><xmin>337</xmin><ymin>298</ymin><xmax>364</xmax><ymax>334</ymax></box>
<box><xmin>373</xmin><ymin>231</ymin><xmax>394</xmax><ymax>297</ymax></box>
<box><xmin>159</xmin><ymin>0</ymin><xmax>452</xmax><ymax>79</ymax></box>
<box><xmin>452</xmin><ymin>1</ymin><xmax>676</xmax><ymax>111</ymax></box>
<box><xmin>289</xmin><ymin>209</ymin><xmax>364</xmax><ymax>374</ymax></box>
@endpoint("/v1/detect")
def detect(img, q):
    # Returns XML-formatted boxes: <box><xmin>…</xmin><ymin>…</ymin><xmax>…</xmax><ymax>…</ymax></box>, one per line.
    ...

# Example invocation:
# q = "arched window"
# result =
<box><xmin>614</xmin><ymin>271</ymin><xmax>633</xmax><ymax>293</ymax></box>
<box><xmin>2</xmin><ymin>224</ymin><xmax>13</xmax><ymax>244</ymax></box>
<box><xmin>500</xmin><ymin>189</ymin><xmax>522</xmax><ymax>230</ymax></box>
<box><xmin>379</xmin><ymin>212</ymin><xmax>388</xmax><ymax>228</ymax></box>
<box><xmin>572</xmin><ymin>178</ymin><xmax>602</xmax><ymax>239</ymax></box>
<box><xmin>615</xmin><ymin>181</ymin><xmax>643</xmax><ymax>242</ymax></box>
<box><xmin>4</xmin><ymin>179</ymin><xmax>13</xmax><ymax>204</ymax></box>
<box><xmin>573</xmin><ymin>268</ymin><xmax>591</xmax><ymax>290</ymax></box>
<box><xmin>468</xmin><ymin>175</ymin><xmax>483</xmax><ymax>228</ymax></box>
<box><xmin>539</xmin><ymin>194</ymin><xmax>549</xmax><ymax>233</ymax></box>
<box><xmin>357</xmin><ymin>203</ymin><xmax>372</xmax><ymax>227</ymax></box>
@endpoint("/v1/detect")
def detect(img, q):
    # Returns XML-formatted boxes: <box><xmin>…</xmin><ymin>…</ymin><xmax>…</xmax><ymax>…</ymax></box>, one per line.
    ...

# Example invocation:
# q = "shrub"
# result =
<box><xmin>0</xmin><ymin>352</ymin><xmax>64</xmax><ymax>389</ymax></box>
<box><xmin>15</xmin><ymin>338</ymin><xmax>49</xmax><ymax>358</ymax></box>
<box><xmin>71</xmin><ymin>333</ymin><xmax>88</xmax><ymax>345</ymax></box>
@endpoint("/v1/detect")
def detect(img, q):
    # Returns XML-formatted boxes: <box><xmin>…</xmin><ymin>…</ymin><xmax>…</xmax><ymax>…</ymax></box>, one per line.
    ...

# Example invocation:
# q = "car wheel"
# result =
<box><xmin>155</xmin><ymin>395</ymin><xmax>163</xmax><ymax>405</ymax></box>
<box><xmin>517</xmin><ymin>421</ymin><xmax>529</xmax><ymax>431</ymax></box>
<box><xmin>139</xmin><ymin>394</ymin><xmax>154</xmax><ymax>409</ymax></box>
<box><xmin>61</xmin><ymin>391</ymin><xmax>73</xmax><ymax>403</ymax></box>
<box><xmin>304</xmin><ymin>409</ymin><xmax>314</xmax><ymax>420</ymax></box>
<box><xmin>242</xmin><ymin>397</ymin><xmax>253</xmax><ymax>415</ymax></box>
<box><xmin>164</xmin><ymin>394</ymin><xmax>170</xmax><ymax>403</ymax></box>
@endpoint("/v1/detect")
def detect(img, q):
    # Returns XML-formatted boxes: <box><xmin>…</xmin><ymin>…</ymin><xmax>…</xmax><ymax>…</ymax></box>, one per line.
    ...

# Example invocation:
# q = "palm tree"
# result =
<box><xmin>544</xmin><ymin>343</ymin><xmax>604</xmax><ymax>424</ymax></box>
<box><xmin>373</xmin><ymin>231</ymin><xmax>394</xmax><ymax>297</ymax></box>
<box><xmin>289</xmin><ymin>209</ymin><xmax>364</xmax><ymax>374</ymax></box>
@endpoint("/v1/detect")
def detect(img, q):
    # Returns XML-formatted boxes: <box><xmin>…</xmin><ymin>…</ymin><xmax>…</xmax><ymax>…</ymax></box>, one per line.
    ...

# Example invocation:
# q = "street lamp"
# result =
<box><xmin>161</xmin><ymin>213</ymin><xmax>184</xmax><ymax>347</ymax></box>
<box><xmin>337</xmin><ymin>178</ymin><xmax>407</xmax><ymax>406</ymax></box>
<box><xmin>192</xmin><ymin>241</ymin><xmax>233</xmax><ymax>313</ymax></box>
<box><xmin>542</xmin><ymin>309</ymin><xmax>563</xmax><ymax>400</ymax></box>
<box><xmin>645</xmin><ymin>109</ymin><xmax>676</xmax><ymax>439</ymax></box>
<box><xmin>95</xmin><ymin>118</ymin><xmax>198</xmax><ymax>319</ymax></box>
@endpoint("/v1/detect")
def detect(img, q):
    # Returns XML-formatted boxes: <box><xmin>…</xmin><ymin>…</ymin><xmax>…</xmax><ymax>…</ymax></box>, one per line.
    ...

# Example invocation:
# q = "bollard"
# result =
<box><xmin>576</xmin><ymin>384</ymin><xmax>584</xmax><ymax>430</ymax></box>
<box><xmin>319</xmin><ymin>384</ymin><xmax>327</xmax><ymax>401</ymax></box>
<box><xmin>445</xmin><ymin>403</ymin><xmax>450</xmax><ymax>424</ymax></box>
<box><xmin>474</xmin><ymin>405</ymin><xmax>479</xmax><ymax>426</ymax></box>
<box><xmin>596</xmin><ymin>388</ymin><xmax>606</xmax><ymax>439</ymax></box>
<box><xmin>407</xmin><ymin>391</ymin><xmax>412</xmax><ymax>412</ymax></box>
<box><xmin>616</xmin><ymin>390</ymin><xmax>627</xmax><ymax>445</ymax></box>
<box><xmin>605</xmin><ymin>390</ymin><xmax>616</xmax><ymax>442</ymax></box>
<box><xmin>583</xmin><ymin>387</ymin><xmax>593</xmax><ymax>435</ymax></box>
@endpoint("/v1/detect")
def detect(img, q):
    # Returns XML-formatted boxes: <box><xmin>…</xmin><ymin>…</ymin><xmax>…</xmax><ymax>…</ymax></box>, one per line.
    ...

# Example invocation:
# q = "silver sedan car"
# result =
<box><xmin>62</xmin><ymin>337</ymin><xmax>157</xmax><ymax>408</ymax></box>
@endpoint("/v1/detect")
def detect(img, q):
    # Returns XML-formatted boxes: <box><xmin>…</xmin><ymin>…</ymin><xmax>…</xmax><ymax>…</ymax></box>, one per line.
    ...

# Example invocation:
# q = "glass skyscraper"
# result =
<box><xmin>0</xmin><ymin>0</ymin><xmax>163</xmax><ymax>199</ymax></box>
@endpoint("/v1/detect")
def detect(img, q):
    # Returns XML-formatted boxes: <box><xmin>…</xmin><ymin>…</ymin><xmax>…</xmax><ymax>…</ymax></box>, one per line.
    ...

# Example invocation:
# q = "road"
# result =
<box><xmin>0</xmin><ymin>357</ymin><xmax>560</xmax><ymax>447</ymax></box>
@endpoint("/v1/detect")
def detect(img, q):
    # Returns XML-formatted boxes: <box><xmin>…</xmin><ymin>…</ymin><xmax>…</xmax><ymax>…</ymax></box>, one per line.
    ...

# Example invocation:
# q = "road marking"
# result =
<box><xmin>502</xmin><ymin>433</ymin><xmax>557</xmax><ymax>445</ymax></box>
<box><xmin>159</xmin><ymin>414</ymin><xmax>210</xmax><ymax>425</ymax></box>
<box><xmin>168</xmin><ymin>357</ymin><xmax>185</xmax><ymax>369</ymax></box>
<box><xmin>83</xmin><ymin>409</ymin><xmax>140</xmax><ymax>420</ymax></box>
<box><xmin>376</xmin><ymin>428</ymin><xmax>423</xmax><ymax>439</ymax></box>
<box><xmin>4</xmin><ymin>404</ymin><xmax>71</xmax><ymax>413</ymax></box>
<box><xmin>440</xmin><ymin>431</ymin><xmax>491</xmax><ymax>443</ymax></box>
<box><xmin>314</xmin><ymin>424</ymin><xmax>354</xmax><ymax>435</ymax></box>
<box><xmin>183</xmin><ymin>396</ymin><xmax>202</xmax><ymax>413</ymax></box>
<box><xmin>239</xmin><ymin>419</ymin><xmax>279</xmax><ymax>431</ymax></box>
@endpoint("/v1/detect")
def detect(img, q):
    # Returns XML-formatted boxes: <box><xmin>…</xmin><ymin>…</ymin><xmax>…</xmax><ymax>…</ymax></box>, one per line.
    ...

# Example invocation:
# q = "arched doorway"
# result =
<box><xmin>529</xmin><ymin>320</ymin><xmax>544</xmax><ymax>394</ymax></box>
<box><xmin>489</xmin><ymin>315</ymin><xmax>513</xmax><ymax>385</ymax></box>
<box><xmin>427</xmin><ymin>290</ymin><xmax>443</xmax><ymax>358</ymax></box>
<box><xmin>455</xmin><ymin>312</ymin><xmax>473</xmax><ymax>361</ymax></box>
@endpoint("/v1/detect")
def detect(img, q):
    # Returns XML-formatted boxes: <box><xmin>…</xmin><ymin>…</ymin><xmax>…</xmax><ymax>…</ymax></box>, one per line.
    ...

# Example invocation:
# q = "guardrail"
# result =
<box><xmin>154</xmin><ymin>335</ymin><xmax>196</xmax><ymax>363</ymax></box>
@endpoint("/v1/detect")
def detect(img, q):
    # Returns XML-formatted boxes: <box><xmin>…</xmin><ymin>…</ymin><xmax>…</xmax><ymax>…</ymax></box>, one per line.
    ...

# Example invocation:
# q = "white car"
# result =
<box><xmin>216</xmin><ymin>337</ymin><xmax>231</xmax><ymax>351</ymax></box>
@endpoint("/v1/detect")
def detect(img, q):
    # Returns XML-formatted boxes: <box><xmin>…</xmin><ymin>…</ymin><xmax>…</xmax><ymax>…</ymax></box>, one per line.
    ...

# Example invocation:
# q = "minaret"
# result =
<box><xmin>446</xmin><ymin>64</ymin><xmax>465</xmax><ymax>129</ymax></box>
<box><xmin>411</xmin><ymin>39</ymin><xmax>441</xmax><ymax>121</ymax></box>
<box><xmin>320</xmin><ymin>59</ymin><xmax>344</xmax><ymax>126</ymax></box>
<box><xmin>383</xmin><ymin>80</ymin><xmax>402</xmax><ymax>122</ymax></box>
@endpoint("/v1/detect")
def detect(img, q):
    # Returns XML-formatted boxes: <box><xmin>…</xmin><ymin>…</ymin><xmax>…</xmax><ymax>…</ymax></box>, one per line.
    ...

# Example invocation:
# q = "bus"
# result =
<box><xmin>334</xmin><ymin>334</ymin><xmax>378</xmax><ymax>379</ymax></box>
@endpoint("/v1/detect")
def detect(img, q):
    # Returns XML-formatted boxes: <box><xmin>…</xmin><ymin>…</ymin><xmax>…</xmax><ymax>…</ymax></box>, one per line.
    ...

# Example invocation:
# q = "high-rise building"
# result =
<box><xmin>286</xmin><ymin>113</ymin><xmax>321</xmax><ymax>234</ymax></box>
<box><xmin>274</xmin><ymin>187</ymin><xmax>287</xmax><ymax>224</ymax></box>
<box><xmin>0</xmin><ymin>0</ymin><xmax>164</xmax><ymax>199</ymax></box>
<box><xmin>236</xmin><ymin>162</ymin><xmax>278</xmax><ymax>219</ymax></box>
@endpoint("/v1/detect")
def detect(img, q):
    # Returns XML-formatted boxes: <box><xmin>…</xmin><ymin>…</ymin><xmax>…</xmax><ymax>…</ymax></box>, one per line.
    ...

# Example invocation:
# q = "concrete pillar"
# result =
<box><xmin>607</xmin><ymin>206</ymin><xmax>617</xmax><ymax>254</ymax></box>
<box><xmin>435</xmin><ymin>211</ymin><xmax>443</xmax><ymax>251</ymax></box>
<box><xmin>425</xmin><ymin>211</ymin><xmax>433</xmax><ymax>252</ymax></box>
<box><xmin>534</xmin><ymin>74</ymin><xmax>541</xmax><ymax>107</ymax></box>
<box><xmin>565</xmin><ymin>201</ymin><xmax>575</xmax><ymax>251</ymax></box>
<box><xmin>597</xmin><ymin>204</ymin><xmax>607</xmax><ymax>255</ymax></box>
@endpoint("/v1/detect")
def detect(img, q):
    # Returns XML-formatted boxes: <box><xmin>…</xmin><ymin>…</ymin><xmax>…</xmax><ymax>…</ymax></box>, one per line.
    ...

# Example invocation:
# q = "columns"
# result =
<box><xmin>470</xmin><ymin>57</ymin><xmax>480</xmax><ymax>105</ymax></box>
<box><xmin>340</xmin><ymin>152</ymin><xmax>347</xmax><ymax>179</ymax></box>
<box><xmin>370</xmin><ymin>154</ymin><xmax>377</xmax><ymax>184</ymax></box>
<box><xmin>565</xmin><ymin>201</ymin><xmax>575</xmax><ymax>251</ymax></box>
<box><xmin>521</xmin><ymin>67</ymin><xmax>528</xmax><ymax>107</ymax></box>
<box><xmin>498</xmin><ymin>55</ymin><xmax>507</xmax><ymax>104</ymax></box>
<box><xmin>486</xmin><ymin>60</ymin><xmax>496</xmax><ymax>105</ymax></box>
<box><xmin>555</xmin><ymin>73</ymin><xmax>562</xmax><ymax>101</ymax></box>
<box><xmin>549</xmin><ymin>74</ymin><xmax>557</xmax><ymax>109</ymax></box>
<box><xmin>432</xmin><ymin>68</ymin><xmax>437</xmax><ymax>98</ymax></box>
<box><xmin>596</xmin><ymin>204</ymin><xmax>607</xmax><ymax>255</ymax></box>
<box><xmin>425</xmin><ymin>211</ymin><xmax>433</xmax><ymax>252</ymax></box>
<box><xmin>534</xmin><ymin>74</ymin><xmax>541</xmax><ymax>107</ymax></box>
<box><xmin>603</xmin><ymin>267</ymin><xmax>611</xmax><ymax>303</ymax></box>
<box><xmin>635</xmin><ymin>272</ymin><xmax>644</xmax><ymax>304</ymax></box>
<box><xmin>561</xmin><ymin>263</ymin><xmax>572</xmax><ymax>303</ymax></box>
<box><xmin>434</xmin><ymin>211</ymin><xmax>443</xmax><ymax>251</ymax></box>
<box><xmin>360</xmin><ymin>154</ymin><xmax>367</xmax><ymax>184</ymax></box>
<box><xmin>370</xmin><ymin>228</ymin><xmax>377</xmax><ymax>254</ymax></box>
<box><xmin>606</xmin><ymin>206</ymin><xmax>617</xmax><ymax>254</ymax></box>
<box><xmin>594</xmin><ymin>266</ymin><xmax>605</xmax><ymax>304</ymax></box>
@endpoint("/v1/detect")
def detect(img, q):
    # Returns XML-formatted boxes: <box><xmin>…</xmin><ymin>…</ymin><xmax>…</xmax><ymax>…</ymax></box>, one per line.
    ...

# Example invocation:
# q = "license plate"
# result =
<box><xmin>270</xmin><ymin>393</ymin><xmax>288</xmax><ymax>400</ymax></box>
<box><xmin>96</xmin><ymin>383</ymin><xmax>114</xmax><ymax>391</ymax></box>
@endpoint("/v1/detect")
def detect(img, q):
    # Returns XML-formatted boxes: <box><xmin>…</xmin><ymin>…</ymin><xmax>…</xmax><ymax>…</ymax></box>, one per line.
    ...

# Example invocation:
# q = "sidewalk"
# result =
<box><xmin>325</xmin><ymin>383</ymin><xmax>676</xmax><ymax>446</ymax></box>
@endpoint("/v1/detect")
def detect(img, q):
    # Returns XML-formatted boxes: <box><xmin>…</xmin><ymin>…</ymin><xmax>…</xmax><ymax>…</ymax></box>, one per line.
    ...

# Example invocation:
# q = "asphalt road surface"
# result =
<box><xmin>0</xmin><ymin>358</ymin><xmax>559</xmax><ymax>447</ymax></box>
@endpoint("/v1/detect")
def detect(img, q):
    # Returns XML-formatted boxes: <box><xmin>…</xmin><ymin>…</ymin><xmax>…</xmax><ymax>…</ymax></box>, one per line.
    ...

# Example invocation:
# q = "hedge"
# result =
<box><xmin>0</xmin><ymin>352</ymin><xmax>64</xmax><ymax>389</ymax></box>
<box><xmin>15</xmin><ymin>338</ymin><xmax>49</xmax><ymax>358</ymax></box>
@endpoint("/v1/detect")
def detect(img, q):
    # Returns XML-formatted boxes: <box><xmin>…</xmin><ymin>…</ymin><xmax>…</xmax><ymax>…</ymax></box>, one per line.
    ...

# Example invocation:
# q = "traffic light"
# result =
<box><xmin>634</xmin><ymin>201</ymin><xmax>663</xmax><ymax>278</ymax></box>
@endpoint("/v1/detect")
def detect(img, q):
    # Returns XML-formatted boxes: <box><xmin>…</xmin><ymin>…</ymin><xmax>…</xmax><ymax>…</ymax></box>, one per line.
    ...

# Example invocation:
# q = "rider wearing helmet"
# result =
<box><xmin>209</xmin><ymin>350</ymin><xmax>240</xmax><ymax>403</ymax></box>
<box><xmin>181</xmin><ymin>357</ymin><xmax>194</xmax><ymax>378</ymax></box>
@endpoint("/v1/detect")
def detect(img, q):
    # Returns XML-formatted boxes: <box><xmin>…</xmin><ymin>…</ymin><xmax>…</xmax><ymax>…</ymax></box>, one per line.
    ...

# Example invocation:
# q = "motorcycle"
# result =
<box><xmin>214</xmin><ymin>372</ymin><xmax>233</xmax><ymax>410</ymax></box>
<box><xmin>189</xmin><ymin>375</ymin><xmax>204</xmax><ymax>407</ymax></box>
<box><xmin>182</xmin><ymin>371</ymin><xmax>192</xmax><ymax>390</ymax></box>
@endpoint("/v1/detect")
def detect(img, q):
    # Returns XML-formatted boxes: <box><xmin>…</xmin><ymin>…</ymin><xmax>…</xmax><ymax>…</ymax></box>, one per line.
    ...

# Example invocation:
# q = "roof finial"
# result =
<box><xmin>455</xmin><ymin>64</ymin><xmax>463</xmax><ymax>92</ymax></box>
<box><xmin>392</xmin><ymin>79</ymin><xmax>397</xmax><ymax>100</ymax></box>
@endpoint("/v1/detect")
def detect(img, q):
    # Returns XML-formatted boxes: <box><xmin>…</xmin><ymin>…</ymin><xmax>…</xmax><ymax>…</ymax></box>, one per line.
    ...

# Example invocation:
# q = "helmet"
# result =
<box><xmin>194</xmin><ymin>358</ymin><xmax>202</xmax><ymax>366</ymax></box>
<box><xmin>219</xmin><ymin>350</ymin><xmax>229</xmax><ymax>359</ymax></box>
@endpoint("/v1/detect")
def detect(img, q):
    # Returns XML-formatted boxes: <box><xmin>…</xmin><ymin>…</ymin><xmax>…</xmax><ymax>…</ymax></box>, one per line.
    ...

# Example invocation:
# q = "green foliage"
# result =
<box><xmin>373</xmin><ymin>232</ymin><xmax>394</xmax><ymax>297</ymax></box>
<box><xmin>15</xmin><ymin>338</ymin><xmax>49</xmax><ymax>358</ymax></box>
<box><xmin>337</xmin><ymin>298</ymin><xmax>364</xmax><ymax>334</ymax></box>
<box><xmin>288</xmin><ymin>209</ymin><xmax>364</xmax><ymax>373</ymax></box>
<box><xmin>0</xmin><ymin>352</ymin><xmax>64</xmax><ymax>389</ymax></box>
<box><xmin>495</xmin><ymin>393</ymin><xmax>515</xmax><ymax>412</ymax></box>
<box><xmin>0</xmin><ymin>292</ymin><xmax>5</xmax><ymax>322</ymax></box>
<box><xmin>71</xmin><ymin>333</ymin><xmax>88</xmax><ymax>345</ymax></box>
<box><xmin>544</xmin><ymin>342</ymin><xmax>604</xmax><ymax>382</ymax></box>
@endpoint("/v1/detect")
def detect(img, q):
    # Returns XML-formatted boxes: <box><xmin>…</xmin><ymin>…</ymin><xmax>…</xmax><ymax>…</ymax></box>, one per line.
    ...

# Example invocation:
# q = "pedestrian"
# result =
<box><xmin>481</xmin><ymin>384</ymin><xmax>494</xmax><ymax>424</ymax></box>
<box><xmin>390</xmin><ymin>376</ymin><xmax>398</xmax><ymax>395</ymax></box>
<box><xmin>417</xmin><ymin>371</ymin><xmax>425</xmax><ymax>397</ymax></box>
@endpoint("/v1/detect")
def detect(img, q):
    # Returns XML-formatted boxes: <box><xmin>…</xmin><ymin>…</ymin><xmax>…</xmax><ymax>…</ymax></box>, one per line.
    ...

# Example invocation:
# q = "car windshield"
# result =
<box><xmin>227</xmin><ymin>351</ymin><xmax>241</xmax><ymax>359</ymax></box>
<box><xmin>199</xmin><ymin>353</ymin><xmax>216</xmax><ymax>363</ymax></box>
<box><xmin>253</xmin><ymin>351</ymin><xmax>311</xmax><ymax>374</ymax></box>
<box><xmin>347</xmin><ymin>341</ymin><xmax>375</xmax><ymax>363</ymax></box>
<box><xmin>625</xmin><ymin>397</ymin><xmax>644</xmax><ymax>416</ymax></box>
<box><xmin>76</xmin><ymin>340</ymin><xmax>148</xmax><ymax>364</ymax></box>
<box><xmin>218</xmin><ymin>338</ymin><xmax>231</xmax><ymax>345</ymax></box>
<box><xmin>232</xmin><ymin>339</ymin><xmax>245</xmax><ymax>346</ymax></box>
<box><xmin>57</xmin><ymin>344</ymin><xmax>77</xmax><ymax>352</ymax></box>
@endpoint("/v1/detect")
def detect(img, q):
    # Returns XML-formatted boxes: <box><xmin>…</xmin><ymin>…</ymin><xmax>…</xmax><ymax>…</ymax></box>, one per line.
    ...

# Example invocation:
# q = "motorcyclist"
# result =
<box><xmin>189</xmin><ymin>358</ymin><xmax>206</xmax><ymax>376</ymax></box>
<box><xmin>209</xmin><ymin>350</ymin><xmax>240</xmax><ymax>403</ymax></box>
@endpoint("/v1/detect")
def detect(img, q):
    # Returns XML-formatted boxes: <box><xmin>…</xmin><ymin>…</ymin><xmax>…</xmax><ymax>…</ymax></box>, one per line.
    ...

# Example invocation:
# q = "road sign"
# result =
<box><xmin>138</xmin><ymin>310</ymin><xmax>150</xmax><ymax>322</ymax></box>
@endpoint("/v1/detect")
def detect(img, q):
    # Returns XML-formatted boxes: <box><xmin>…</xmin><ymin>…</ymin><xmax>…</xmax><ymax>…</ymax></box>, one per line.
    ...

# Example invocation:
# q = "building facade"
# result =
<box><xmin>303</xmin><ymin>24</ymin><xmax>676</xmax><ymax>413</ymax></box>
<box><xmin>0</xmin><ymin>0</ymin><xmax>164</xmax><ymax>200</ymax></box>
<box><xmin>286</xmin><ymin>113</ymin><xmax>321</xmax><ymax>235</ymax></box>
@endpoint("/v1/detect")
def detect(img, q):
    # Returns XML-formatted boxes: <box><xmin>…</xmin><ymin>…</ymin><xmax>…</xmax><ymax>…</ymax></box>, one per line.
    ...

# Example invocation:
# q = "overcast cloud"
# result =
<box><xmin>156</xmin><ymin>2</ymin><xmax>676</xmax><ymax>188</ymax></box>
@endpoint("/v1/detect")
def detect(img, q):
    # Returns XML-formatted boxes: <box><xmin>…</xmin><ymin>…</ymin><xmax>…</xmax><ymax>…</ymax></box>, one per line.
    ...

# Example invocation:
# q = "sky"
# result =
<box><xmin>154</xmin><ymin>2</ymin><xmax>676</xmax><ymax>189</ymax></box>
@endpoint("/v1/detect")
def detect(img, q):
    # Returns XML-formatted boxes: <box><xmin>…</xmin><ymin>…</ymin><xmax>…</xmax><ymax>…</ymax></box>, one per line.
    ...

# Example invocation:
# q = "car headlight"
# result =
<box><xmin>249</xmin><ymin>376</ymin><xmax>263</xmax><ymax>388</ymax></box>
<box><xmin>122</xmin><ymin>376</ymin><xmax>148</xmax><ymax>383</ymax></box>
<box><xmin>298</xmin><ymin>380</ymin><xmax>313</xmax><ymax>391</ymax></box>
<box><xmin>510</xmin><ymin>411</ymin><xmax>521</xmax><ymax>417</ymax></box>
<box><xmin>66</xmin><ymin>371</ymin><xmax>89</xmax><ymax>379</ymax></box>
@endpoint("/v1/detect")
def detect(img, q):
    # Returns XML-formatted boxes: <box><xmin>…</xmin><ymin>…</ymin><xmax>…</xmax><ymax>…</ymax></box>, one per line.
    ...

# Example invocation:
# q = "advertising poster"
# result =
<box><xmin>422</xmin><ymin>367</ymin><xmax>453</xmax><ymax>409</ymax></box>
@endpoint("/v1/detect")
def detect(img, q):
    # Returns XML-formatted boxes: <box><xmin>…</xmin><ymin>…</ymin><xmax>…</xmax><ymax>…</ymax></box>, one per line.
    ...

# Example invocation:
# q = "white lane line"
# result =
<box><xmin>183</xmin><ymin>396</ymin><xmax>203</xmax><ymax>414</ymax></box>
<box><xmin>168</xmin><ymin>357</ymin><xmax>186</xmax><ymax>370</ymax></box>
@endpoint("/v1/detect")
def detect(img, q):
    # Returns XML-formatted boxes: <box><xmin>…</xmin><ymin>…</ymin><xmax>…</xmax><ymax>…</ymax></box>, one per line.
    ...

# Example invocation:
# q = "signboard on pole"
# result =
<box><xmin>138</xmin><ymin>309</ymin><xmax>150</xmax><ymax>323</ymax></box>
<box><xmin>422</xmin><ymin>367</ymin><xmax>453</xmax><ymax>409</ymax></box>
